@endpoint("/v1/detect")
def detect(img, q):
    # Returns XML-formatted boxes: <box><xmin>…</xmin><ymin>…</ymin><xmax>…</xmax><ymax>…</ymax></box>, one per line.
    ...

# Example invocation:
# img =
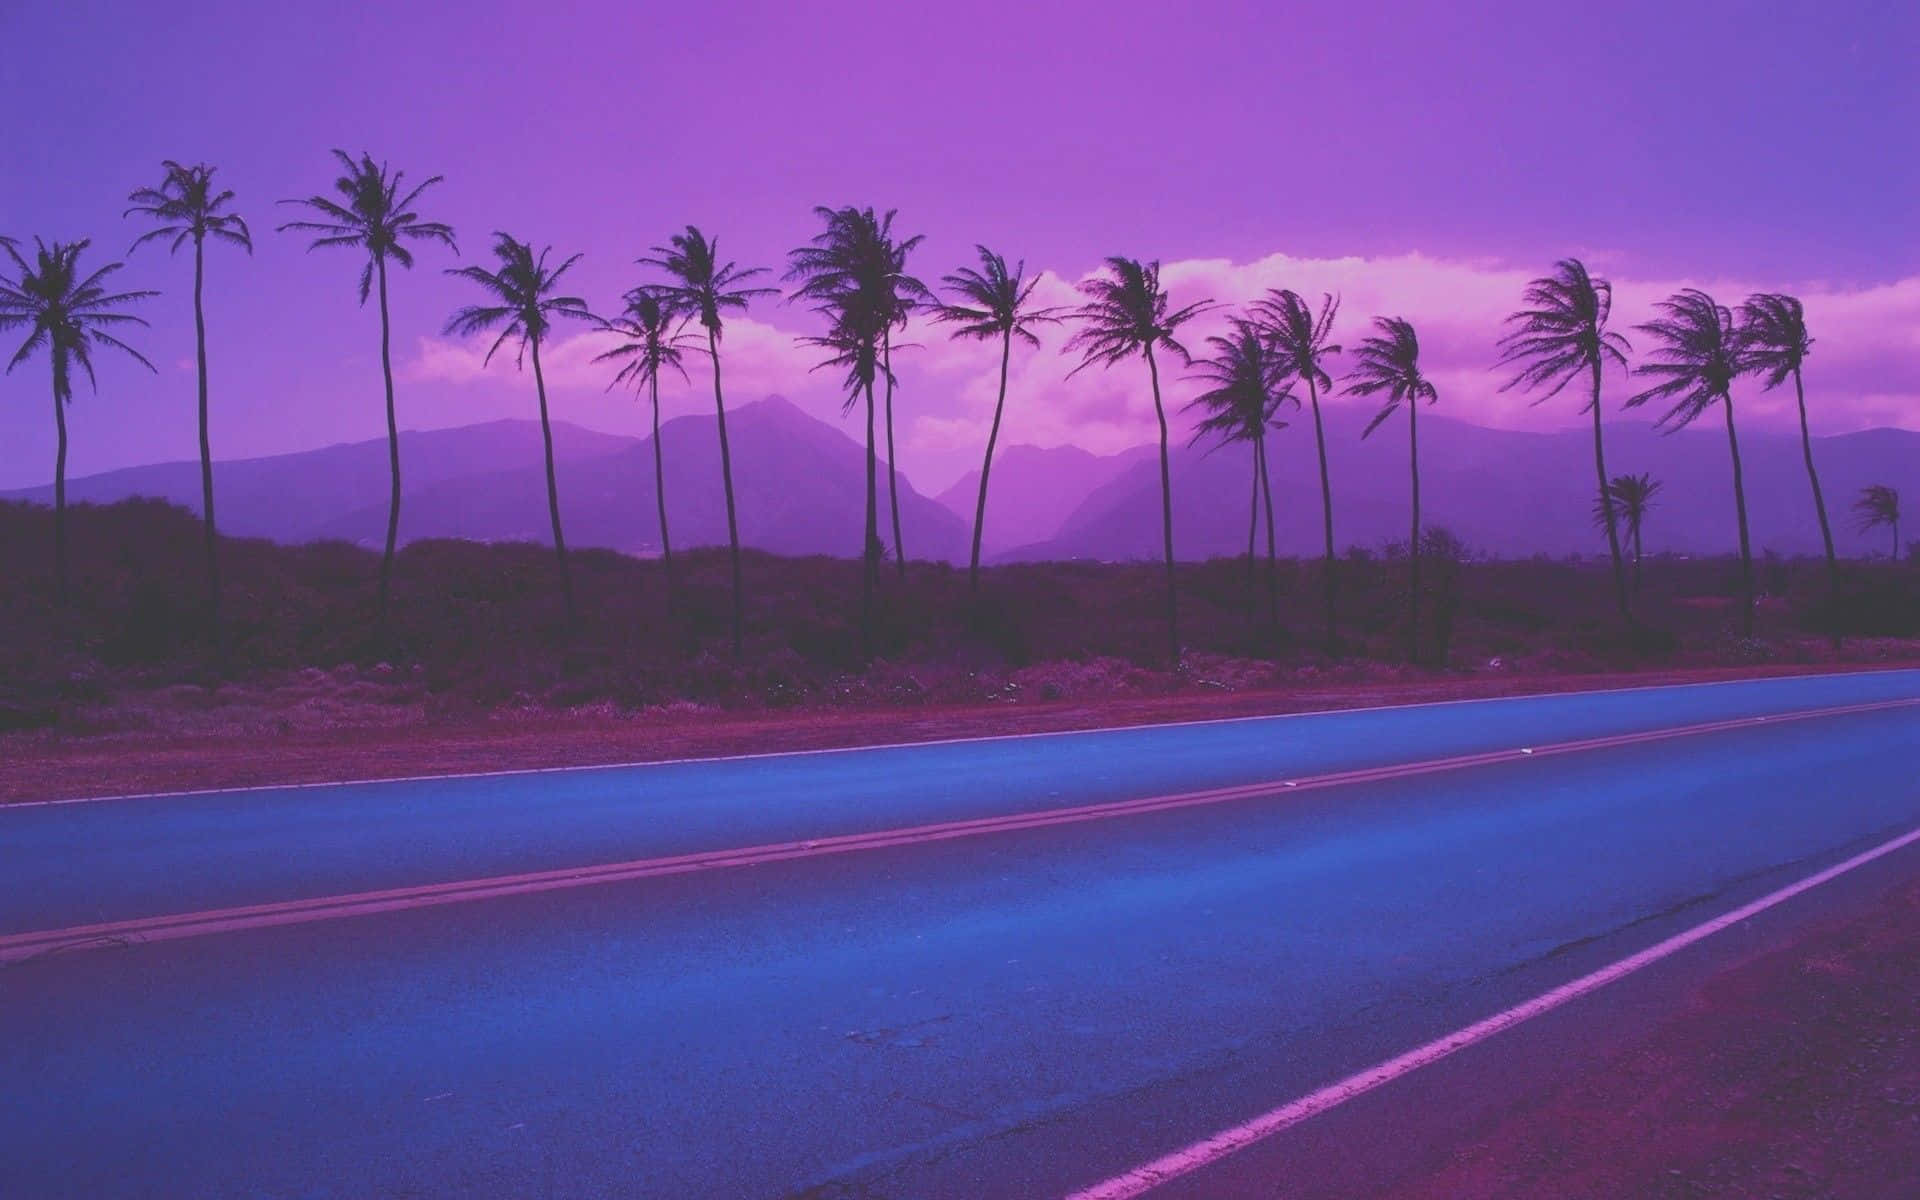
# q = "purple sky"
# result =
<box><xmin>2</xmin><ymin>0</ymin><xmax>1915</xmax><ymax>491</ymax></box>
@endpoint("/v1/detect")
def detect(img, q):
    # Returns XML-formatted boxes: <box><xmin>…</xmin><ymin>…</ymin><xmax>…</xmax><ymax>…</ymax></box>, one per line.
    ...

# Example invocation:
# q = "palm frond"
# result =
<box><xmin>1494</xmin><ymin>258</ymin><xmax>1629</xmax><ymax>410</ymax></box>
<box><xmin>1627</xmin><ymin>289</ymin><xmax>1737</xmax><ymax>432</ymax></box>
<box><xmin>1347</xmin><ymin>316</ymin><xmax>1437</xmax><ymax>438</ymax></box>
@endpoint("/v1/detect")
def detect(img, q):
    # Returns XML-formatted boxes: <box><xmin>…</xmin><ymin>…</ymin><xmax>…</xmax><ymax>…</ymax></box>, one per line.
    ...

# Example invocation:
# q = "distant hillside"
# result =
<box><xmin>310</xmin><ymin>396</ymin><xmax>973</xmax><ymax>562</ymax></box>
<box><xmin>1007</xmin><ymin>407</ymin><xmax>1920</xmax><ymax>562</ymax></box>
<box><xmin>935</xmin><ymin>443</ymin><xmax>1157</xmax><ymax>550</ymax></box>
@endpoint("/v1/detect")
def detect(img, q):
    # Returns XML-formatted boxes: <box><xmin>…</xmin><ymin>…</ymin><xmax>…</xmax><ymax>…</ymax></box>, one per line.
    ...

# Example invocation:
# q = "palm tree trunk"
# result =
<box><xmin>968</xmin><ymin>332</ymin><xmax>1011</xmax><ymax>595</ymax></box>
<box><xmin>883</xmin><ymin>329</ymin><xmax>905</xmax><ymax>577</ymax></box>
<box><xmin>1306</xmin><ymin>376</ymin><xmax>1336</xmax><ymax>654</ymax></box>
<box><xmin>1633</xmin><ymin>523</ymin><xmax>1644</xmax><ymax>593</ymax></box>
<box><xmin>1589</xmin><ymin>361</ymin><xmax>1630</xmax><ymax>626</ymax></box>
<box><xmin>192</xmin><ymin>236</ymin><xmax>221</xmax><ymax>649</ymax></box>
<box><xmin>1722</xmin><ymin>393</ymin><xmax>1755</xmax><ymax>637</ymax></box>
<box><xmin>1259</xmin><ymin>429</ymin><xmax>1279</xmax><ymax>644</ymax></box>
<box><xmin>1408</xmin><ymin>396</ymin><xmax>1422</xmax><ymax>666</ymax></box>
<box><xmin>861</xmin><ymin>373</ymin><xmax>879</xmax><ymax>660</ymax></box>
<box><xmin>375</xmin><ymin>256</ymin><xmax>402</xmax><ymax>624</ymax></box>
<box><xmin>51</xmin><ymin>356</ymin><xmax>69</xmax><ymax>607</ymax></box>
<box><xmin>1791</xmin><ymin>367</ymin><xmax>1839</xmax><ymax>639</ymax></box>
<box><xmin>530</xmin><ymin>337</ymin><xmax>576</xmax><ymax>628</ymax></box>
<box><xmin>1145</xmin><ymin>344</ymin><xmax>1178</xmax><ymax>668</ymax></box>
<box><xmin>707</xmin><ymin>326</ymin><xmax>744</xmax><ymax>658</ymax></box>
<box><xmin>1245</xmin><ymin>440</ymin><xmax>1258</xmax><ymax>627</ymax></box>
<box><xmin>650</xmin><ymin>368</ymin><xmax>673</xmax><ymax>604</ymax></box>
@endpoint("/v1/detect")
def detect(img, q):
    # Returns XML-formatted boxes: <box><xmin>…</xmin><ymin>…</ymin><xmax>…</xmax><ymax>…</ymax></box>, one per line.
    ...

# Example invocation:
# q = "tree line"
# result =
<box><xmin>1</xmin><ymin>154</ymin><xmax>1907</xmax><ymax>669</ymax></box>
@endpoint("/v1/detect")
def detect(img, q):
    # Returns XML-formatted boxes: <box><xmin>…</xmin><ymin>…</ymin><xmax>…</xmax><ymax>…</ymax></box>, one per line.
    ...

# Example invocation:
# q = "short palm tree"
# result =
<box><xmin>0</xmin><ymin>238</ymin><xmax>157</xmax><ymax>604</ymax></box>
<box><xmin>639</xmin><ymin>226</ymin><xmax>774</xmax><ymax>658</ymax></box>
<box><xmin>1496</xmin><ymin>259</ymin><xmax>1634</xmax><ymax>625</ymax></box>
<box><xmin>1066</xmin><ymin>257</ymin><xmax>1212</xmax><ymax>667</ymax></box>
<box><xmin>1854</xmin><ymin>484</ymin><xmax>1901</xmax><ymax>561</ymax></box>
<box><xmin>278</xmin><ymin>151</ymin><xmax>455</xmax><ymax>622</ymax></box>
<box><xmin>125</xmin><ymin>161</ymin><xmax>252</xmax><ymax>640</ymax></box>
<box><xmin>445</xmin><ymin>234</ymin><xmax>595</xmax><ymax>625</ymax></box>
<box><xmin>1740</xmin><ymin>293</ymin><xmax>1840</xmax><ymax>610</ymax></box>
<box><xmin>1629</xmin><ymin>290</ymin><xmax>1755</xmax><ymax>636</ymax></box>
<box><xmin>1252</xmin><ymin>289</ymin><xmax>1342</xmax><ymax>652</ymax></box>
<box><xmin>1186</xmin><ymin>317</ymin><xmax>1294</xmax><ymax>638</ymax></box>
<box><xmin>596</xmin><ymin>288</ymin><xmax>695</xmax><ymax>592</ymax></box>
<box><xmin>1348</xmin><ymin>316</ymin><xmax>1439</xmax><ymax>665</ymax></box>
<box><xmin>930</xmin><ymin>246</ymin><xmax>1065</xmax><ymax>594</ymax></box>
<box><xmin>1593</xmin><ymin>472</ymin><xmax>1662</xmax><ymax>592</ymax></box>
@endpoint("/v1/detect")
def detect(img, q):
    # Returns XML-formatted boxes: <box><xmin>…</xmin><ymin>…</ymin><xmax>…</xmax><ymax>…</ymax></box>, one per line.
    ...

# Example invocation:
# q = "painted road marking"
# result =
<box><xmin>1064</xmin><ymin>820</ymin><xmax>1920</xmax><ymax>1199</ymax></box>
<box><xmin>11</xmin><ymin>668</ymin><xmax>1914</xmax><ymax>808</ymax></box>
<box><xmin>2</xmin><ymin>696</ymin><xmax>1914</xmax><ymax>966</ymax></box>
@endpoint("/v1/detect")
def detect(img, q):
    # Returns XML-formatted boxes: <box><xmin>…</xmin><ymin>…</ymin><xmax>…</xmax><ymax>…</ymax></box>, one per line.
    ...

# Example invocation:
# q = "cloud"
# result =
<box><xmin>406</xmin><ymin>251</ymin><xmax>1920</xmax><ymax>491</ymax></box>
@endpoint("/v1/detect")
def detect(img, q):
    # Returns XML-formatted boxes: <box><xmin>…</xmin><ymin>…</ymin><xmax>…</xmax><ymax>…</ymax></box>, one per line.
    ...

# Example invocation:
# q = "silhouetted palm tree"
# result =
<box><xmin>0</xmin><ymin>238</ymin><xmax>156</xmax><ymax>604</ymax></box>
<box><xmin>1186</xmin><ymin>317</ymin><xmax>1294</xmax><ymax>637</ymax></box>
<box><xmin>1253</xmin><ymin>289</ymin><xmax>1342</xmax><ymax>652</ymax></box>
<box><xmin>1349</xmin><ymin>316</ymin><xmax>1439</xmax><ymax>665</ymax></box>
<box><xmin>1497</xmin><ymin>259</ymin><xmax>1633</xmax><ymax>625</ymax></box>
<box><xmin>1854</xmin><ymin>484</ymin><xmax>1901</xmax><ymax>561</ymax></box>
<box><xmin>1739</xmin><ymin>293</ymin><xmax>1840</xmax><ymax>616</ymax></box>
<box><xmin>445</xmin><ymin>234</ymin><xmax>595</xmax><ymax>625</ymax></box>
<box><xmin>1594</xmin><ymin>472</ymin><xmax>1662</xmax><ymax>593</ymax></box>
<box><xmin>278</xmin><ymin>151</ymin><xmax>454</xmax><ymax>622</ymax></box>
<box><xmin>125</xmin><ymin>161</ymin><xmax>252</xmax><ymax>642</ymax></box>
<box><xmin>640</xmin><ymin>226</ymin><xmax>774</xmax><ymax>658</ymax></box>
<box><xmin>596</xmin><ymin>288</ymin><xmax>695</xmax><ymax>593</ymax></box>
<box><xmin>875</xmin><ymin>218</ymin><xmax>931</xmax><ymax>576</ymax></box>
<box><xmin>1066</xmin><ymin>257</ymin><xmax>1212</xmax><ymax>667</ymax></box>
<box><xmin>1629</xmin><ymin>290</ymin><xmax>1755</xmax><ymax>636</ymax></box>
<box><xmin>930</xmin><ymin>246</ymin><xmax>1065</xmax><ymax>594</ymax></box>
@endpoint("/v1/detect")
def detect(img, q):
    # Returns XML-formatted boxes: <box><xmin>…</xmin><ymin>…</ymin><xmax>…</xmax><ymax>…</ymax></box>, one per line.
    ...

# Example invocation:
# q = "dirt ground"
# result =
<box><xmin>4</xmin><ymin>660</ymin><xmax>1913</xmax><ymax>804</ymax></box>
<box><xmin>1379</xmin><ymin>876</ymin><xmax>1920</xmax><ymax>1199</ymax></box>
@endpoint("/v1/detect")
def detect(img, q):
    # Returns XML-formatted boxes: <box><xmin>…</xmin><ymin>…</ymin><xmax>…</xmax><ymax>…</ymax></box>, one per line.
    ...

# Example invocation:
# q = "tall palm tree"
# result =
<box><xmin>1252</xmin><ymin>289</ymin><xmax>1342</xmax><ymax>652</ymax></box>
<box><xmin>596</xmin><ymin>288</ymin><xmax>695</xmax><ymax>593</ymax></box>
<box><xmin>1185</xmin><ymin>317</ymin><xmax>1294</xmax><ymax>637</ymax></box>
<box><xmin>1066</xmin><ymin>257</ymin><xmax>1212</xmax><ymax>667</ymax></box>
<box><xmin>278</xmin><ymin>150</ymin><xmax>454</xmax><ymax>622</ymax></box>
<box><xmin>1629</xmin><ymin>290</ymin><xmax>1755</xmax><ymax>636</ymax></box>
<box><xmin>1348</xmin><ymin>316</ymin><xmax>1439</xmax><ymax>665</ymax></box>
<box><xmin>0</xmin><ymin>238</ymin><xmax>156</xmax><ymax>604</ymax></box>
<box><xmin>875</xmin><ymin>217</ymin><xmax>931</xmax><ymax>576</ymax></box>
<box><xmin>930</xmin><ymin>246</ymin><xmax>1065</xmax><ymax>594</ymax></box>
<box><xmin>1854</xmin><ymin>484</ymin><xmax>1901</xmax><ymax>561</ymax></box>
<box><xmin>1594</xmin><ymin>472</ymin><xmax>1662</xmax><ymax>593</ymax></box>
<box><xmin>445</xmin><ymin>234</ymin><xmax>594</xmax><ymax>625</ymax></box>
<box><xmin>640</xmin><ymin>226</ymin><xmax>773</xmax><ymax>658</ymax></box>
<box><xmin>1739</xmin><ymin>293</ymin><xmax>1839</xmax><ymax>614</ymax></box>
<box><xmin>1496</xmin><ymin>259</ymin><xmax>1633</xmax><ymax>625</ymax></box>
<box><xmin>124</xmin><ymin>161</ymin><xmax>252</xmax><ymax>641</ymax></box>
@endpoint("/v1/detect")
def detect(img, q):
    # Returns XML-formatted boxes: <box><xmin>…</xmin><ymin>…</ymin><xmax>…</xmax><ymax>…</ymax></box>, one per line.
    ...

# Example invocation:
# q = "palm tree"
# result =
<box><xmin>0</xmin><ymin>238</ymin><xmax>157</xmax><ymax>604</ymax></box>
<box><xmin>445</xmin><ymin>234</ymin><xmax>594</xmax><ymax>625</ymax></box>
<box><xmin>1185</xmin><ymin>317</ymin><xmax>1294</xmax><ymax>638</ymax></box>
<box><xmin>1594</xmin><ymin>472</ymin><xmax>1662</xmax><ymax>593</ymax></box>
<box><xmin>640</xmin><ymin>226</ymin><xmax>773</xmax><ymax>658</ymax></box>
<box><xmin>124</xmin><ymin>161</ymin><xmax>252</xmax><ymax>641</ymax></box>
<box><xmin>1854</xmin><ymin>484</ymin><xmax>1901</xmax><ymax>561</ymax></box>
<box><xmin>1497</xmin><ymin>259</ymin><xmax>1633</xmax><ymax>625</ymax></box>
<box><xmin>1348</xmin><ymin>316</ymin><xmax>1439</xmax><ymax>665</ymax></box>
<box><xmin>1066</xmin><ymin>257</ymin><xmax>1212</xmax><ymax>667</ymax></box>
<box><xmin>595</xmin><ymin>288</ymin><xmax>695</xmax><ymax>594</ymax></box>
<box><xmin>1629</xmin><ymin>290</ymin><xmax>1755</xmax><ymax>636</ymax></box>
<box><xmin>930</xmin><ymin>246</ymin><xmax>1065</xmax><ymax>594</ymax></box>
<box><xmin>875</xmin><ymin>217</ymin><xmax>931</xmax><ymax>576</ymax></box>
<box><xmin>1252</xmin><ymin>289</ymin><xmax>1342</xmax><ymax>652</ymax></box>
<box><xmin>1739</xmin><ymin>293</ymin><xmax>1839</xmax><ymax>615</ymax></box>
<box><xmin>278</xmin><ymin>151</ymin><xmax>454</xmax><ymax>622</ymax></box>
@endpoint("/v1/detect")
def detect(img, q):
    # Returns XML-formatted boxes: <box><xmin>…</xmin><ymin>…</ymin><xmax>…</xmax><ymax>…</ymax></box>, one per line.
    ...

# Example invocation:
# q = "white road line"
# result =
<box><xmin>8</xmin><ymin>667</ymin><xmax>1914</xmax><ymax>809</ymax></box>
<box><xmin>1064</xmin><ymin>821</ymin><xmax>1920</xmax><ymax>1200</ymax></box>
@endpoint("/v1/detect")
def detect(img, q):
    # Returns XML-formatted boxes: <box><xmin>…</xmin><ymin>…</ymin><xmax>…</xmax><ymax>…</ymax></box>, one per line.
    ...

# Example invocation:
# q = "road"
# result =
<box><xmin>2</xmin><ymin>670</ymin><xmax>1918</xmax><ymax>1198</ymax></box>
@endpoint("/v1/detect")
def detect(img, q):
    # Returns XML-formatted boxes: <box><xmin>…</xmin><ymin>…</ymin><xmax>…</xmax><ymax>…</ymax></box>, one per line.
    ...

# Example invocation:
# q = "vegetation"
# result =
<box><xmin>1854</xmin><ymin>485</ymin><xmax>1902</xmax><ymax>560</ymax></box>
<box><xmin>1596</xmin><ymin>473</ymin><xmax>1663</xmax><ymax>593</ymax></box>
<box><xmin>1252</xmin><ymin>289</ymin><xmax>1343</xmax><ymax>652</ymax></box>
<box><xmin>276</xmin><ymin>151</ymin><xmax>455</xmax><ymax>623</ymax></box>
<box><xmin>595</xmin><ymin>290</ymin><xmax>695</xmax><ymax>597</ymax></box>
<box><xmin>1348</xmin><ymin>316</ymin><xmax>1439</xmax><ymax>665</ymax></box>
<box><xmin>1740</xmin><ymin>293</ymin><xmax>1839</xmax><ymax>615</ymax></box>
<box><xmin>124</xmin><ymin>161</ymin><xmax>252</xmax><ymax>643</ymax></box>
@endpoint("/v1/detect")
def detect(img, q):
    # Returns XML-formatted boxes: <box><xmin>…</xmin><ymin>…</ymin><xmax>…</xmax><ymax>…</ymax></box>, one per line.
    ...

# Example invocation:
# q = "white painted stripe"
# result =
<box><xmin>1064</xmin><ymin>821</ymin><xmax>1920</xmax><ymax>1200</ymax></box>
<box><xmin>8</xmin><ymin>667</ymin><xmax>1914</xmax><ymax>809</ymax></box>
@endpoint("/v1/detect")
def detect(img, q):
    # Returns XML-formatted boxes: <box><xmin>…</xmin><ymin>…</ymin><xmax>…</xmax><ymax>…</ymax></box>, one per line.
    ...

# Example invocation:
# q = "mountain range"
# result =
<box><xmin>6</xmin><ymin>394</ymin><xmax>1912</xmax><ymax>562</ymax></box>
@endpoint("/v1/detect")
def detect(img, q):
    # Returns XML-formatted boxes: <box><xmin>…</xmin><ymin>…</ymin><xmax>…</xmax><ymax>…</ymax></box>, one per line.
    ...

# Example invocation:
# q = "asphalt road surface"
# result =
<box><xmin>3</xmin><ymin>669</ymin><xmax>1918</xmax><ymax>1198</ymax></box>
